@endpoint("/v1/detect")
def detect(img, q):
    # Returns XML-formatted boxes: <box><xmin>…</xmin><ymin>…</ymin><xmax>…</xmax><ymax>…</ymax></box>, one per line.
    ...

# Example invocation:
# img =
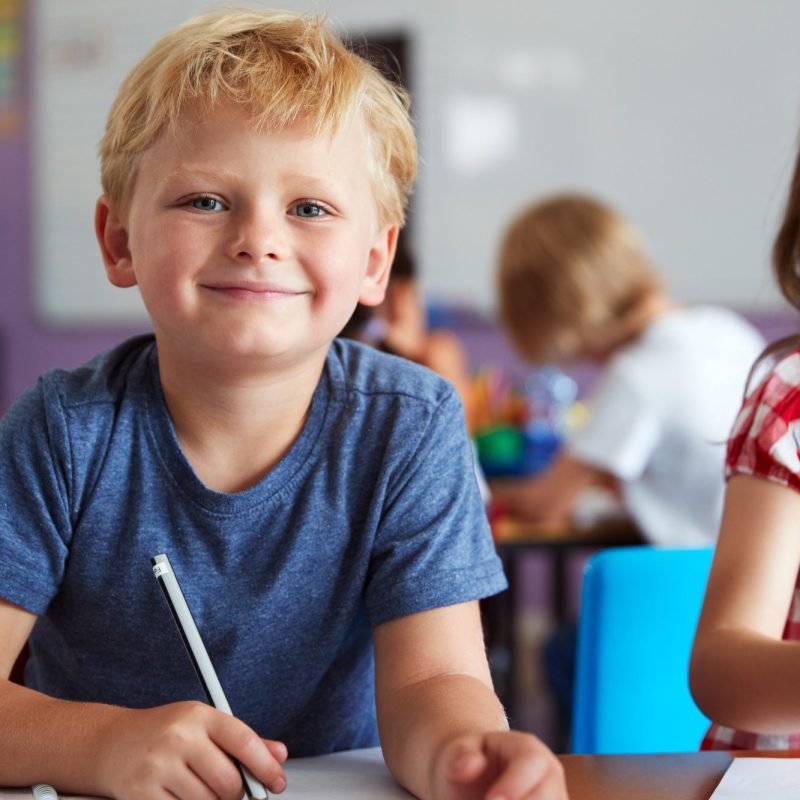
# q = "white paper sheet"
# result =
<box><xmin>282</xmin><ymin>748</ymin><xmax>412</xmax><ymax>798</ymax></box>
<box><xmin>0</xmin><ymin>748</ymin><xmax>412</xmax><ymax>800</ymax></box>
<box><xmin>710</xmin><ymin>757</ymin><xmax>800</xmax><ymax>799</ymax></box>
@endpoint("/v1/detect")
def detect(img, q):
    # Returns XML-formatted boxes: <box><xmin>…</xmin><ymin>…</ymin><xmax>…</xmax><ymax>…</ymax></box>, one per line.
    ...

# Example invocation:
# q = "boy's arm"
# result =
<box><xmin>0</xmin><ymin>597</ymin><xmax>35</xmax><ymax>678</ymax></box>
<box><xmin>374</xmin><ymin>601</ymin><xmax>566</xmax><ymax>800</ymax></box>
<box><xmin>0</xmin><ymin>598</ymin><xmax>287</xmax><ymax>798</ymax></box>
<box><xmin>0</xmin><ymin>597</ymin><xmax>117</xmax><ymax>790</ymax></box>
<box><xmin>490</xmin><ymin>454</ymin><xmax>611</xmax><ymax>526</ymax></box>
<box><xmin>690</xmin><ymin>475</ymin><xmax>800</xmax><ymax>733</ymax></box>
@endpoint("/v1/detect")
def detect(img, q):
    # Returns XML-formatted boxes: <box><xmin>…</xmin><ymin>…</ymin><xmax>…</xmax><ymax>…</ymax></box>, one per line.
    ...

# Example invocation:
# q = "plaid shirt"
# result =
<box><xmin>701</xmin><ymin>349</ymin><xmax>800</xmax><ymax>750</ymax></box>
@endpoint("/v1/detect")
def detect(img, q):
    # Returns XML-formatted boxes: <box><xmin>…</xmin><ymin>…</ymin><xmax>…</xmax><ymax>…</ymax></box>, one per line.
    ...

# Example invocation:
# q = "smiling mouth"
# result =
<box><xmin>201</xmin><ymin>284</ymin><xmax>306</xmax><ymax>301</ymax></box>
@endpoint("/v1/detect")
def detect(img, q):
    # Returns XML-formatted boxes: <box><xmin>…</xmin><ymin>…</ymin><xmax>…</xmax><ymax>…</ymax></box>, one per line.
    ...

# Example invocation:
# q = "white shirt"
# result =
<box><xmin>567</xmin><ymin>306</ymin><xmax>765</xmax><ymax>545</ymax></box>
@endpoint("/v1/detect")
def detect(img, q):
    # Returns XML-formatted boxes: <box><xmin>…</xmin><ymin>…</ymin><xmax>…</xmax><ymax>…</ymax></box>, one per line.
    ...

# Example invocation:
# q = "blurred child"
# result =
<box><xmin>491</xmin><ymin>193</ymin><xmax>764</xmax><ymax>546</ymax></box>
<box><xmin>0</xmin><ymin>10</ymin><xmax>566</xmax><ymax>799</ymax></box>
<box><xmin>341</xmin><ymin>246</ymin><xmax>489</xmax><ymax>503</ymax></box>
<box><xmin>690</xmin><ymin>127</ymin><xmax>800</xmax><ymax>749</ymax></box>
<box><xmin>341</xmin><ymin>242</ymin><xmax>477</xmax><ymax>430</ymax></box>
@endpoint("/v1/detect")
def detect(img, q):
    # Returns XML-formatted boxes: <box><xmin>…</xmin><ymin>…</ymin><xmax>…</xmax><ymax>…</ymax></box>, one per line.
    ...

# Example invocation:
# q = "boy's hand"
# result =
<box><xmin>431</xmin><ymin>730</ymin><xmax>567</xmax><ymax>800</ymax></box>
<box><xmin>96</xmin><ymin>701</ymin><xmax>287</xmax><ymax>799</ymax></box>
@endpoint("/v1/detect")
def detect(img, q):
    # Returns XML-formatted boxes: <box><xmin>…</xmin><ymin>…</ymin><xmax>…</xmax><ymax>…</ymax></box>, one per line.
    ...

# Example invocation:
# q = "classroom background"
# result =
<box><xmin>4</xmin><ymin>1</ymin><xmax>800</xmax><ymax>403</ymax></box>
<box><xmin>3</xmin><ymin>0</ymin><xmax>800</xmax><ymax>750</ymax></box>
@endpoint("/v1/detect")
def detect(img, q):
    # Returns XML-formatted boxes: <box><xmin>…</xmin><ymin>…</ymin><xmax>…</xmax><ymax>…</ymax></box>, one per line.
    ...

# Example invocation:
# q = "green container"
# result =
<box><xmin>475</xmin><ymin>425</ymin><xmax>524</xmax><ymax>477</ymax></box>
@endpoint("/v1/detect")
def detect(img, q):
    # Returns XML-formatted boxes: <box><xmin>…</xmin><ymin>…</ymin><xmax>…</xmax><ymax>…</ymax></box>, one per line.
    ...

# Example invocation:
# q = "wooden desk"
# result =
<box><xmin>493</xmin><ymin>515</ymin><xmax>641</xmax><ymax>621</ymax></box>
<box><xmin>560</xmin><ymin>750</ymin><xmax>799</xmax><ymax>800</ymax></box>
<box><xmin>483</xmin><ymin>517</ymin><xmax>642</xmax><ymax>742</ymax></box>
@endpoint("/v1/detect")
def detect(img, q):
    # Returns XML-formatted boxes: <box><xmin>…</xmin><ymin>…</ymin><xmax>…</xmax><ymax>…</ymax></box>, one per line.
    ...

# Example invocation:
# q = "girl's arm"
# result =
<box><xmin>374</xmin><ymin>601</ymin><xmax>566</xmax><ymax>800</ymax></box>
<box><xmin>0</xmin><ymin>598</ymin><xmax>287</xmax><ymax>798</ymax></box>
<box><xmin>690</xmin><ymin>474</ymin><xmax>800</xmax><ymax>733</ymax></box>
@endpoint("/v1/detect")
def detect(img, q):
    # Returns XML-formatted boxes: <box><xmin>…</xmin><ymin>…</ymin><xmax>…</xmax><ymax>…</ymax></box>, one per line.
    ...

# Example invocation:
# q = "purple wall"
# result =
<box><xmin>1</xmin><ymin>6</ymin><xmax>146</xmax><ymax>409</ymax></box>
<box><xmin>1</xmin><ymin>132</ymin><xmax>146</xmax><ymax>409</ymax></box>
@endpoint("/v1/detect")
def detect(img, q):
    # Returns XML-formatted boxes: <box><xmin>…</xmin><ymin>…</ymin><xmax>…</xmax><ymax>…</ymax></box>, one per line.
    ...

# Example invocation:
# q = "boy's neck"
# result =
<box><xmin>586</xmin><ymin>292</ymin><xmax>679</xmax><ymax>362</ymax></box>
<box><xmin>624</xmin><ymin>291</ymin><xmax>679</xmax><ymax>339</ymax></box>
<box><xmin>156</xmin><ymin>345</ymin><xmax>328</xmax><ymax>494</ymax></box>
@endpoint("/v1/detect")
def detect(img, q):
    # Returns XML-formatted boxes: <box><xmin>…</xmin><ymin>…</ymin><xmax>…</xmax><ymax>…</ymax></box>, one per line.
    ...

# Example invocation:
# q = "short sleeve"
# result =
<box><xmin>725</xmin><ymin>352</ymin><xmax>800</xmax><ymax>493</ymax></box>
<box><xmin>0</xmin><ymin>379</ymin><xmax>73</xmax><ymax>613</ymax></box>
<box><xmin>567</xmin><ymin>370</ymin><xmax>660</xmax><ymax>481</ymax></box>
<box><xmin>364</xmin><ymin>389</ymin><xmax>507</xmax><ymax>626</ymax></box>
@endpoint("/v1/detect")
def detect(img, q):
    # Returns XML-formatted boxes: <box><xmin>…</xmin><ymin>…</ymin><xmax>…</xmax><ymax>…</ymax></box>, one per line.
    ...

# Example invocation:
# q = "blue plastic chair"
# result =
<box><xmin>571</xmin><ymin>545</ymin><xmax>714</xmax><ymax>754</ymax></box>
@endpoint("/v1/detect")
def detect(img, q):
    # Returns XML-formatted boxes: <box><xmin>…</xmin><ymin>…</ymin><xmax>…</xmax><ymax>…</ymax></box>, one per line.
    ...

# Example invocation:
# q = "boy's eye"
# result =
<box><xmin>292</xmin><ymin>201</ymin><xmax>327</xmax><ymax>218</ymax></box>
<box><xmin>189</xmin><ymin>195</ymin><xmax>225</xmax><ymax>212</ymax></box>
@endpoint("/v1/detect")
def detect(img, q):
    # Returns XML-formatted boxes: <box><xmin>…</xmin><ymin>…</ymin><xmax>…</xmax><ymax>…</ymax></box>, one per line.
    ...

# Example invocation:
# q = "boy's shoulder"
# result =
<box><xmin>0</xmin><ymin>335</ymin><xmax>156</xmax><ymax>483</ymax></box>
<box><xmin>633</xmin><ymin>306</ymin><xmax>758</xmax><ymax>349</ymax></box>
<box><xmin>6</xmin><ymin>335</ymin><xmax>156</xmax><ymax>430</ymax></box>
<box><xmin>38</xmin><ymin>334</ymin><xmax>156</xmax><ymax>409</ymax></box>
<box><xmin>612</xmin><ymin>306</ymin><xmax>764</xmax><ymax>374</ymax></box>
<box><xmin>327</xmin><ymin>338</ymin><xmax>456</xmax><ymax>409</ymax></box>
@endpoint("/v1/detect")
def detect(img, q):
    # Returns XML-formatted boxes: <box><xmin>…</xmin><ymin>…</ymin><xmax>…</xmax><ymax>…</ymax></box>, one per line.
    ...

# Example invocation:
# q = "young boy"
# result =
<box><xmin>492</xmin><ymin>193</ymin><xmax>764</xmax><ymax>545</ymax></box>
<box><xmin>0</xmin><ymin>9</ymin><xmax>565</xmax><ymax>800</ymax></box>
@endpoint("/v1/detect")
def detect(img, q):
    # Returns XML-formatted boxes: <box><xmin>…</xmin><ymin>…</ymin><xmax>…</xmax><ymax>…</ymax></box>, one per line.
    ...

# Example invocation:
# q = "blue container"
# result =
<box><xmin>521</xmin><ymin>421</ymin><xmax>562</xmax><ymax>475</ymax></box>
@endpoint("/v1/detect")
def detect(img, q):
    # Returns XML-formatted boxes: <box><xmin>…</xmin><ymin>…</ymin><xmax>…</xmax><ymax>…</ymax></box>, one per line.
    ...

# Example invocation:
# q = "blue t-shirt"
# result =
<box><xmin>0</xmin><ymin>335</ymin><xmax>506</xmax><ymax>756</ymax></box>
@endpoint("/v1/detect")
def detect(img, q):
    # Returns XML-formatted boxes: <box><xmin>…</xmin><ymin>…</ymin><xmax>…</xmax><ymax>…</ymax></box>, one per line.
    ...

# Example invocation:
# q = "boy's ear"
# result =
<box><xmin>358</xmin><ymin>224</ymin><xmax>399</xmax><ymax>307</ymax></box>
<box><xmin>95</xmin><ymin>195</ymin><xmax>137</xmax><ymax>288</ymax></box>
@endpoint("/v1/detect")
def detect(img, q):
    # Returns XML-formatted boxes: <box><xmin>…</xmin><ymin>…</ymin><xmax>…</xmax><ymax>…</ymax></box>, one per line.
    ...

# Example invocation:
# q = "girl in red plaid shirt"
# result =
<box><xmin>690</xmin><ymin>130</ymin><xmax>800</xmax><ymax>750</ymax></box>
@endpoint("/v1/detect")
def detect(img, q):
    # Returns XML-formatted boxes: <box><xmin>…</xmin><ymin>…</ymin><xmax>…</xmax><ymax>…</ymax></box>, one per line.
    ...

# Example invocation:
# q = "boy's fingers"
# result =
<box><xmin>187</xmin><ymin>745</ymin><xmax>248</xmax><ymax>800</ymax></box>
<box><xmin>440</xmin><ymin>734</ymin><xmax>476</xmax><ymax>777</ymax></box>
<box><xmin>166</xmin><ymin>765</ymin><xmax>218</xmax><ymax>800</ymax></box>
<box><xmin>263</xmin><ymin>738</ymin><xmax>289</xmax><ymax>762</ymax></box>
<box><xmin>482</xmin><ymin>733</ymin><xmax>566</xmax><ymax>800</ymax></box>
<box><xmin>448</xmin><ymin>745</ymin><xmax>486</xmax><ymax>782</ymax></box>
<box><xmin>484</xmin><ymin>757</ymin><xmax>546</xmax><ymax>800</ymax></box>
<box><xmin>208</xmin><ymin>714</ymin><xmax>287</xmax><ymax>791</ymax></box>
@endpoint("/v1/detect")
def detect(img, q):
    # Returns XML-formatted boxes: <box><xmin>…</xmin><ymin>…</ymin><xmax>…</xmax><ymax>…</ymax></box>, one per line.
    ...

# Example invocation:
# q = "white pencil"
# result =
<box><xmin>151</xmin><ymin>553</ymin><xmax>268</xmax><ymax>800</ymax></box>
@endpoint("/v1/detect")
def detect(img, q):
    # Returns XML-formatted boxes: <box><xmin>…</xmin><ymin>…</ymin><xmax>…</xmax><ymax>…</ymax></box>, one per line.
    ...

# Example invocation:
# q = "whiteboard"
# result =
<box><xmin>34</xmin><ymin>0</ymin><xmax>800</xmax><ymax>324</ymax></box>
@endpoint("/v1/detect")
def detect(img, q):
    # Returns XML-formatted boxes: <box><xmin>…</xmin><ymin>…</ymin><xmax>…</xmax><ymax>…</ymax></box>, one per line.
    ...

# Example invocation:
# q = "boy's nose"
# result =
<box><xmin>227</xmin><ymin>210</ymin><xmax>287</xmax><ymax>263</ymax></box>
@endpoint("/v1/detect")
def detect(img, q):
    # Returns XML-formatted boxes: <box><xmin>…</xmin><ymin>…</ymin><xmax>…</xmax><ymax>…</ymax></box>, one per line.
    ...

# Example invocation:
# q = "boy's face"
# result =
<box><xmin>96</xmin><ymin>102</ymin><xmax>396</xmax><ymax>373</ymax></box>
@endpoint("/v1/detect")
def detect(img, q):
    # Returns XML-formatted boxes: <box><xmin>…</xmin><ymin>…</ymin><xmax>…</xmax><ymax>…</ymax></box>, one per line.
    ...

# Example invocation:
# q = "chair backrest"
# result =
<box><xmin>572</xmin><ymin>545</ymin><xmax>713</xmax><ymax>754</ymax></box>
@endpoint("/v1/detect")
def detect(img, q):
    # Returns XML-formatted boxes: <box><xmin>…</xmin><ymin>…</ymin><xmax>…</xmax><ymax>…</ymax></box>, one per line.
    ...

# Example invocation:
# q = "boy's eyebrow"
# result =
<box><xmin>164</xmin><ymin>167</ymin><xmax>343</xmax><ymax>191</ymax></box>
<box><xmin>162</xmin><ymin>166</ymin><xmax>242</xmax><ymax>183</ymax></box>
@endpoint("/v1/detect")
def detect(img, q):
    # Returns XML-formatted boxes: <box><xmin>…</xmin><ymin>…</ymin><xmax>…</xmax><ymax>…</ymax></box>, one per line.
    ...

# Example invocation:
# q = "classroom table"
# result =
<box><xmin>492</xmin><ymin>514</ymin><xmax>642</xmax><ymax>624</ymax></box>
<box><xmin>3</xmin><ymin>748</ymin><xmax>796</xmax><ymax>799</ymax></box>
<box><xmin>0</xmin><ymin>749</ymin><xmax>411</xmax><ymax>799</ymax></box>
<box><xmin>483</xmin><ymin>515</ymin><xmax>642</xmax><ymax>735</ymax></box>
<box><xmin>560</xmin><ymin>749</ymin><xmax>800</xmax><ymax>799</ymax></box>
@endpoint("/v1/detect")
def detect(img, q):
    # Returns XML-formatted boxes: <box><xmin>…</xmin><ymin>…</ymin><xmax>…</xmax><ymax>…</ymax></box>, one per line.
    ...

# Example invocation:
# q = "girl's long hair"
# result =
<box><xmin>744</xmin><ymin>139</ymin><xmax>800</xmax><ymax>390</ymax></box>
<box><xmin>774</xmin><ymin>136</ymin><xmax>800</xmax><ymax>314</ymax></box>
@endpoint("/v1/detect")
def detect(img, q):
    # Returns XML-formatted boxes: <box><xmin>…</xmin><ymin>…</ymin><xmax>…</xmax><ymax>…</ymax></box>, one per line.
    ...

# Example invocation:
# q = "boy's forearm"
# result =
<box><xmin>0</xmin><ymin>678</ymin><xmax>124</xmax><ymax>794</ymax></box>
<box><xmin>378</xmin><ymin>672</ymin><xmax>508</xmax><ymax>799</ymax></box>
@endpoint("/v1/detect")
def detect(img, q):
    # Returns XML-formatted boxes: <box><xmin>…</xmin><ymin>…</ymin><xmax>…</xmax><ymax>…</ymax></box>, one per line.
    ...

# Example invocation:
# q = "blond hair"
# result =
<box><xmin>98</xmin><ymin>8</ymin><xmax>417</xmax><ymax>226</ymax></box>
<box><xmin>497</xmin><ymin>193</ymin><xmax>663</xmax><ymax>362</ymax></box>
